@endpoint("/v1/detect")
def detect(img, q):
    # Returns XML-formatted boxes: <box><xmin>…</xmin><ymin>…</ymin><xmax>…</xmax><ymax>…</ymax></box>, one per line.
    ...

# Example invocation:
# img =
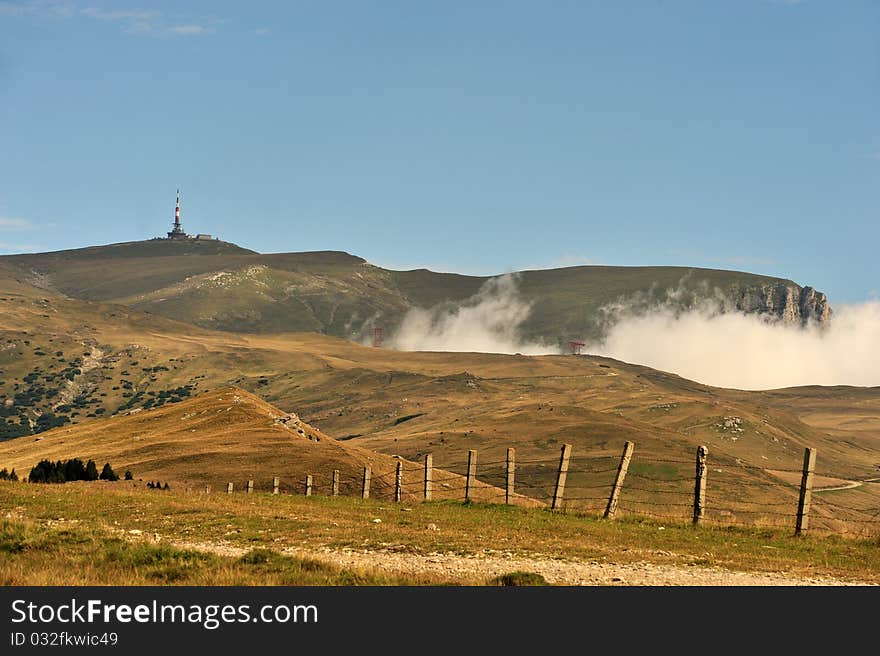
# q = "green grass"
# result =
<box><xmin>629</xmin><ymin>462</ymin><xmax>681</xmax><ymax>479</ymax></box>
<box><xmin>0</xmin><ymin>519</ymin><xmax>434</xmax><ymax>585</ymax></box>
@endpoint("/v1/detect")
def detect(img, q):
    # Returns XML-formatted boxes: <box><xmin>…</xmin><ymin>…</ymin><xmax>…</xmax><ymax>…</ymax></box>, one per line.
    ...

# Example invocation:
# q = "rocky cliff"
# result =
<box><xmin>735</xmin><ymin>283</ymin><xmax>832</xmax><ymax>325</ymax></box>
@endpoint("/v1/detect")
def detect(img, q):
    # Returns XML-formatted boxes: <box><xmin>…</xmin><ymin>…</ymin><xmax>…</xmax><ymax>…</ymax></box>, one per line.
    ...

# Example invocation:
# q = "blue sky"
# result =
<box><xmin>0</xmin><ymin>0</ymin><xmax>877</xmax><ymax>303</ymax></box>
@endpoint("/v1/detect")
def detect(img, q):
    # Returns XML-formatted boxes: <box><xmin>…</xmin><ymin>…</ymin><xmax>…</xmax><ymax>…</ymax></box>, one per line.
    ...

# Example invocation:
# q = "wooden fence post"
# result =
<box><xmin>272</xmin><ymin>477</ymin><xmax>280</xmax><ymax>495</ymax></box>
<box><xmin>394</xmin><ymin>461</ymin><xmax>403</xmax><ymax>503</ymax></box>
<box><xmin>305</xmin><ymin>475</ymin><xmax>313</xmax><ymax>497</ymax></box>
<box><xmin>362</xmin><ymin>466</ymin><xmax>371</xmax><ymax>500</ymax></box>
<box><xmin>332</xmin><ymin>470</ymin><xmax>340</xmax><ymax>497</ymax></box>
<box><xmin>551</xmin><ymin>443</ymin><xmax>572</xmax><ymax>511</ymax></box>
<box><xmin>604</xmin><ymin>441</ymin><xmax>634</xmax><ymax>519</ymax></box>
<box><xmin>226</xmin><ymin>482</ymin><xmax>233</xmax><ymax>495</ymax></box>
<box><xmin>424</xmin><ymin>454</ymin><xmax>433</xmax><ymax>501</ymax></box>
<box><xmin>506</xmin><ymin>447</ymin><xmax>515</xmax><ymax>505</ymax></box>
<box><xmin>465</xmin><ymin>449</ymin><xmax>477</xmax><ymax>503</ymax></box>
<box><xmin>795</xmin><ymin>447</ymin><xmax>817</xmax><ymax>536</ymax></box>
<box><xmin>246</xmin><ymin>480</ymin><xmax>254</xmax><ymax>494</ymax></box>
<box><xmin>693</xmin><ymin>445</ymin><xmax>708</xmax><ymax>525</ymax></box>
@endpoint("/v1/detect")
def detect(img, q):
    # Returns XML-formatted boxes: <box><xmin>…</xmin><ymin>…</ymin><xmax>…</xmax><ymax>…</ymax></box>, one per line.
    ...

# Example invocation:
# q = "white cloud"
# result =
<box><xmin>0</xmin><ymin>241</ymin><xmax>45</xmax><ymax>252</ymax></box>
<box><xmin>0</xmin><ymin>1</ymin><xmax>75</xmax><ymax>18</ymax></box>
<box><xmin>0</xmin><ymin>2</ymin><xmax>213</xmax><ymax>36</ymax></box>
<box><xmin>253</xmin><ymin>27</ymin><xmax>270</xmax><ymax>36</ymax></box>
<box><xmin>0</xmin><ymin>217</ymin><xmax>33</xmax><ymax>231</ymax></box>
<box><xmin>591</xmin><ymin>296</ymin><xmax>880</xmax><ymax>390</ymax></box>
<box><xmin>381</xmin><ymin>270</ymin><xmax>880</xmax><ymax>390</ymax></box>
<box><xmin>166</xmin><ymin>25</ymin><xmax>207</xmax><ymax>36</ymax></box>
<box><xmin>81</xmin><ymin>7</ymin><xmax>155</xmax><ymax>23</ymax></box>
<box><xmin>387</xmin><ymin>274</ymin><xmax>558</xmax><ymax>355</ymax></box>
<box><xmin>0</xmin><ymin>1</ymin><xmax>28</xmax><ymax>16</ymax></box>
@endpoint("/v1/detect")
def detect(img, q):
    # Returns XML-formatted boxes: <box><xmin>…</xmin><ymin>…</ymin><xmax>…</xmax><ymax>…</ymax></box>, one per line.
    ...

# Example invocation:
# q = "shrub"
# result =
<box><xmin>124</xmin><ymin>470</ymin><xmax>133</xmax><ymax>480</ymax></box>
<box><xmin>488</xmin><ymin>571</ymin><xmax>548</xmax><ymax>586</ymax></box>
<box><xmin>34</xmin><ymin>413</ymin><xmax>69</xmax><ymax>434</ymax></box>
<box><xmin>0</xmin><ymin>421</ymin><xmax>30</xmax><ymax>440</ymax></box>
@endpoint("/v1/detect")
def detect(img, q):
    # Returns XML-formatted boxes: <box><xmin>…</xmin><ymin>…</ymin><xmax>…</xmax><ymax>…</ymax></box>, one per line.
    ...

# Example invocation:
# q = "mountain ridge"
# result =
<box><xmin>0</xmin><ymin>239</ymin><xmax>832</xmax><ymax>345</ymax></box>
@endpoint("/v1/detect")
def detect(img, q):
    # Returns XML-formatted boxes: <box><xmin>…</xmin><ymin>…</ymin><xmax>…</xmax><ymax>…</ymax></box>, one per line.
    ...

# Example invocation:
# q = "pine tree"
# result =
<box><xmin>124</xmin><ymin>470</ymin><xmax>133</xmax><ymax>480</ymax></box>
<box><xmin>99</xmin><ymin>463</ymin><xmax>119</xmax><ymax>481</ymax></box>
<box><xmin>28</xmin><ymin>459</ymin><xmax>53</xmax><ymax>483</ymax></box>
<box><xmin>85</xmin><ymin>460</ymin><xmax>99</xmax><ymax>481</ymax></box>
<box><xmin>64</xmin><ymin>458</ymin><xmax>85</xmax><ymax>482</ymax></box>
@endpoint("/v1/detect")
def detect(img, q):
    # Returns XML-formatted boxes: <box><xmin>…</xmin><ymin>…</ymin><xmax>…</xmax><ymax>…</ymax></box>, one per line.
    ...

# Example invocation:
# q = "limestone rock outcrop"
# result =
<box><xmin>735</xmin><ymin>283</ymin><xmax>831</xmax><ymax>325</ymax></box>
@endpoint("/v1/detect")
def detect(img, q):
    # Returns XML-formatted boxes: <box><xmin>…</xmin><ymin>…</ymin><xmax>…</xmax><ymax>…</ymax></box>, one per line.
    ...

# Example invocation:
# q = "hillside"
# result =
<box><xmin>0</xmin><ymin>285</ymin><xmax>876</xmax><ymax>533</ymax></box>
<box><xmin>0</xmin><ymin>385</ymin><xmax>520</xmax><ymax>504</ymax></box>
<box><xmin>0</xmin><ymin>386</ymin><xmax>374</xmax><ymax>492</ymax></box>
<box><xmin>0</xmin><ymin>239</ymin><xmax>831</xmax><ymax>344</ymax></box>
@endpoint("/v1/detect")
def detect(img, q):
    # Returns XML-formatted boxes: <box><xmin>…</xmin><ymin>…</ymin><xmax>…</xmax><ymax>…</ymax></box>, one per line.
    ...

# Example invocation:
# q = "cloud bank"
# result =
<box><xmin>384</xmin><ymin>271</ymin><xmax>880</xmax><ymax>391</ymax></box>
<box><xmin>590</xmin><ymin>297</ymin><xmax>880</xmax><ymax>390</ymax></box>
<box><xmin>388</xmin><ymin>274</ymin><xmax>557</xmax><ymax>355</ymax></box>
<box><xmin>0</xmin><ymin>217</ymin><xmax>32</xmax><ymax>230</ymax></box>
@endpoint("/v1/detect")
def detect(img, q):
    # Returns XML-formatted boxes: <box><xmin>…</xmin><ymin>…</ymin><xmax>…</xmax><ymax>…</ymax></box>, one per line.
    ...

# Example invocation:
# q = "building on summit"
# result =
<box><xmin>166</xmin><ymin>189</ymin><xmax>216</xmax><ymax>241</ymax></box>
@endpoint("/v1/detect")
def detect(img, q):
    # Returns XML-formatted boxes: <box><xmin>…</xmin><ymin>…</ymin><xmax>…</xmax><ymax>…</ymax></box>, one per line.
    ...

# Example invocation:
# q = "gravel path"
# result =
<box><xmin>173</xmin><ymin>538</ymin><xmax>874</xmax><ymax>586</ymax></box>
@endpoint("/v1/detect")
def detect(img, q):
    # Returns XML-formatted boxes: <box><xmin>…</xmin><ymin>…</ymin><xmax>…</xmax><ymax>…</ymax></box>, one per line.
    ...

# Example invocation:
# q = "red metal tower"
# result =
<box><xmin>372</xmin><ymin>326</ymin><xmax>384</xmax><ymax>348</ymax></box>
<box><xmin>167</xmin><ymin>189</ymin><xmax>187</xmax><ymax>239</ymax></box>
<box><xmin>568</xmin><ymin>339</ymin><xmax>585</xmax><ymax>355</ymax></box>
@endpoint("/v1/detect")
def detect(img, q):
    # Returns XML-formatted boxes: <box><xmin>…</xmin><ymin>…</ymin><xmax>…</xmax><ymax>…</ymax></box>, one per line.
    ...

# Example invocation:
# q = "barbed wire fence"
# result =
<box><xmin>206</xmin><ymin>442</ymin><xmax>880</xmax><ymax>539</ymax></box>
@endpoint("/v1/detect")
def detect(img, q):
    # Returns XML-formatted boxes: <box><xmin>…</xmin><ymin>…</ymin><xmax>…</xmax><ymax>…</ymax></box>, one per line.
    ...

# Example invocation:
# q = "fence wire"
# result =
<box><xmin>202</xmin><ymin>447</ymin><xmax>880</xmax><ymax>537</ymax></box>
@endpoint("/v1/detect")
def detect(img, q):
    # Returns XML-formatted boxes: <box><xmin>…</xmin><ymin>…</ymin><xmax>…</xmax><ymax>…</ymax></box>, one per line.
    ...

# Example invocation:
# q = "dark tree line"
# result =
<box><xmin>27</xmin><ymin>458</ymin><xmax>119</xmax><ymax>483</ymax></box>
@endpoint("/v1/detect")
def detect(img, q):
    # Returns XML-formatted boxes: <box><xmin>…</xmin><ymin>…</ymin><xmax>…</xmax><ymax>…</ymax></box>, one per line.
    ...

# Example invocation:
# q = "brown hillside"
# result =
<box><xmin>0</xmin><ymin>386</ymin><xmax>527</xmax><ymax>505</ymax></box>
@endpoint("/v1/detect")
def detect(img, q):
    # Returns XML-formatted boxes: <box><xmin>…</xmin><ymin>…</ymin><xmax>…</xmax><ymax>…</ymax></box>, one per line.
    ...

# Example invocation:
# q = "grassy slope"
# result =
<box><xmin>2</xmin><ymin>481</ymin><xmax>879</xmax><ymax>585</ymax></box>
